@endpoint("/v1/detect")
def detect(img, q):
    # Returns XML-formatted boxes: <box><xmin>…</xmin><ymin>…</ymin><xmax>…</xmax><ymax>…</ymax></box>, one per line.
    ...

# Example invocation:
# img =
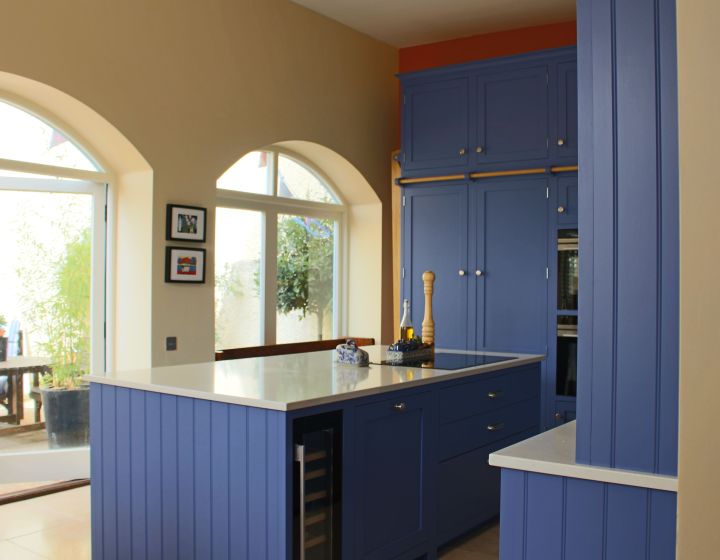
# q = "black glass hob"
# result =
<box><xmin>376</xmin><ymin>352</ymin><xmax>518</xmax><ymax>370</ymax></box>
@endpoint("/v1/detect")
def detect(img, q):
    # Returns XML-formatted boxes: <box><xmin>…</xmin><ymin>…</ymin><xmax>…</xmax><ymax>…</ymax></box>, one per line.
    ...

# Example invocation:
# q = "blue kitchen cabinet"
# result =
<box><xmin>474</xmin><ymin>67</ymin><xmax>549</xmax><ymax>166</ymax></box>
<box><xmin>401</xmin><ymin>78</ymin><xmax>470</xmax><ymax>172</ymax></box>
<box><xmin>399</xmin><ymin>48</ymin><xmax>576</xmax><ymax>179</ymax></box>
<box><xmin>470</xmin><ymin>177</ymin><xmax>549</xmax><ymax>354</ymax></box>
<box><xmin>352</xmin><ymin>392</ymin><xmax>435</xmax><ymax>560</ymax></box>
<box><xmin>403</xmin><ymin>179</ymin><xmax>548</xmax><ymax>355</ymax></box>
<box><xmin>553</xmin><ymin>61</ymin><xmax>578</xmax><ymax>161</ymax></box>
<box><xmin>402</xmin><ymin>184</ymin><xmax>469</xmax><ymax>350</ymax></box>
<box><xmin>556</xmin><ymin>174</ymin><xmax>578</xmax><ymax>225</ymax></box>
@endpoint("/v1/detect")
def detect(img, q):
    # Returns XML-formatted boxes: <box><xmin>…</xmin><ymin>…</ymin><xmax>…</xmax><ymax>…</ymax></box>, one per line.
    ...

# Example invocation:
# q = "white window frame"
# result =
<box><xmin>216</xmin><ymin>147</ymin><xmax>347</xmax><ymax>346</ymax></box>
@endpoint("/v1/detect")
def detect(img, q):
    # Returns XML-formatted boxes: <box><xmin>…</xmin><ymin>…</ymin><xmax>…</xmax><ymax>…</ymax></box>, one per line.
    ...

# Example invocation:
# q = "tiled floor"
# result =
<box><xmin>0</xmin><ymin>487</ymin><xmax>91</xmax><ymax>559</ymax></box>
<box><xmin>0</xmin><ymin>486</ymin><xmax>498</xmax><ymax>559</ymax></box>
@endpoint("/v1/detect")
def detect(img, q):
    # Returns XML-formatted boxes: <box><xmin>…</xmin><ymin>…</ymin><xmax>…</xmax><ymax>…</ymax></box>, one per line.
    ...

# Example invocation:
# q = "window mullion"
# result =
<box><xmin>263</xmin><ymin>209</ymin><xmax>278</xmax><ymax>345</ymax></box>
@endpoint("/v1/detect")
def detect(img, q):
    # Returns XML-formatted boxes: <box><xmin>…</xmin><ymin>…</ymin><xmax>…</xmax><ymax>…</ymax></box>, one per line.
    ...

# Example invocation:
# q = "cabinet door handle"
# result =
<box><xmin>487</xmin><ymin>390</ymin><xmax>503</xmax><ymax>399</ymax></box>
<box><xmin>459</xmin><ymin>148</ymin><xmax>467</xmax><ymax>156</ymax></box>
<box><xmin>476</xmin><ymin>146</ymin><xmax>484</xmax><ymax>154</ymax></box>
<box><xmin>475</xmin><ymin>269</ymin><xmax>484</xmax><ymax>277</ymax></box>
<box><xmin>487</xmin><ymin>422</ymin><xmax>505</xmax><ymax>432</ymax></box>
<box><xmin>557</xmin><ymin>138</ymin><xmax>565</xmax><ymax>147</ymax></box>
<box><xmin>393</xmin><ymin>402</ymin><xmax>407</xmax><ymax>411</ymax></box>
<box><xmin>557</xmin><ymin>206</ymin><xmax>566</xmax><ymax>214</ymax></box>
<box><xmin>458</xmin><ymin>269</ymin><xmax>466</xmax><ymax>277</ymax></box>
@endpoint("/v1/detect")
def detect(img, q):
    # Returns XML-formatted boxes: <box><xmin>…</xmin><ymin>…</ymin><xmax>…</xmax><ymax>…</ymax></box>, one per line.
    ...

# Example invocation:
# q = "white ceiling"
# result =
<box><xmin>292</xmin><ymin>0</ymin><xmax>576</xmax><ymax>48</ymax></box>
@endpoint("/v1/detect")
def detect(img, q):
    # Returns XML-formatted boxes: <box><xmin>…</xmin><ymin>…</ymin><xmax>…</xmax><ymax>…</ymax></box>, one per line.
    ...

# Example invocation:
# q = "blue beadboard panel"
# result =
<box><xmin>576</xmin><ymin>0</ymin><xmax>679</xmax><ymax>475</ymax></box>
<box><xmin>90</xmin><ymin>384</ymin><xmax>290</xmax><ymax>560</ymax></box>
<box><xmin>499</xmin><ymin>469</ymin><xmax>677</xmax><ymax>560</ymax></box>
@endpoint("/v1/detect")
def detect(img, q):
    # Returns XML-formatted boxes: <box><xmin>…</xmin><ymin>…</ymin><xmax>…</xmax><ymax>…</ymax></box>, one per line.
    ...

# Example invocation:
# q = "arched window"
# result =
<box><xmin>215</xmin><ymin>148</ymin><xmax>345</xmax><ymax>349</ymax></box>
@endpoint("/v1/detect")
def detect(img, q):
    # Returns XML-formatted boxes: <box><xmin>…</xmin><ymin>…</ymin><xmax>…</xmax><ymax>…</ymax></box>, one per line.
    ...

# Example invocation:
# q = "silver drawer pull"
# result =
<box><xmin>487</xmin><ymin>390</ymin><xmax>503</xmax><ymax>399</ymax></box>
<box><xmin>393</xmin><ymin>402</ymin><xmax>406</xmax><ymax>411</ymax></box>
<box><xmin>487</xmin><ymin>422</ymin><xmax>505</xmax><ymax>432</ymax></box>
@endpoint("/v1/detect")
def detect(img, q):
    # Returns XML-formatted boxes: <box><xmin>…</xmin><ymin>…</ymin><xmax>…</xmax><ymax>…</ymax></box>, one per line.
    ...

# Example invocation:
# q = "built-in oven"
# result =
<box><xmin>557</xmin><ymin>229</ymin><xmax>578</xmax><ymax>311</ymax></box>
<box><xmin>556</xmin><ymin>229</ymin><xmax>579</xmax><ymax>401</ymax></box>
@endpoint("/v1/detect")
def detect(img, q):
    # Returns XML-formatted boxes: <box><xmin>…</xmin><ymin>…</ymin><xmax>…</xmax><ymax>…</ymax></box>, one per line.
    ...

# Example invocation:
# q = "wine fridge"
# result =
<box><xmin>293</xmin><ymin>411</ymin><xmax>342</xmax><ymax>559</ymax></box>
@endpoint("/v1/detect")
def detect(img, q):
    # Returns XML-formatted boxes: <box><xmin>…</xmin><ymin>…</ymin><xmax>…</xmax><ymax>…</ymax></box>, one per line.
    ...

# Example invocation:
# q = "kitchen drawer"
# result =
<box><xmin>437</xmin><ymin>428</ymin><xmax>537</xmax><ymax>545</ymax></box>
<box><xmin>438</xmin><ymin>365</ymin><xmax>539</xmax><ymax>424</ymax></box>
<box><xmin>438</xmin><ymin>399</ymin><xmax>538</xmax><ymax>461</ymax></box>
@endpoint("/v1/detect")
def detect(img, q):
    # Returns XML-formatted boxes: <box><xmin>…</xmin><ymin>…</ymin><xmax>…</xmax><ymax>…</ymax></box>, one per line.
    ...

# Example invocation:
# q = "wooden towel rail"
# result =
<box><xmin>396</xmin><ymin>165</ymin><xmax>578</xmax><ymax>186</ymax></box>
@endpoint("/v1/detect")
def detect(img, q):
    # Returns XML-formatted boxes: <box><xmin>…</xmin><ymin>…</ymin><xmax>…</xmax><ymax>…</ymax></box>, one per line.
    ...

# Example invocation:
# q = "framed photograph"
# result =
<box><xmin>166</xmin><ymin>204</ymin><xmax>206</xmax><ymax>242</ymax></box>
<box><xmin>165</xmin><ymin>247</ymin><xmax>206</xmax><ymax>283</ymax></box>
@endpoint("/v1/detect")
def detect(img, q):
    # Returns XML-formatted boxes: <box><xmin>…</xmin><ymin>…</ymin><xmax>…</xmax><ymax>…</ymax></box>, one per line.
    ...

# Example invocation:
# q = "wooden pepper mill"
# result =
<box><xmin>421</xmin><ymin>270</ymin><xmax>435</xmax><ymax>345</ymax></box>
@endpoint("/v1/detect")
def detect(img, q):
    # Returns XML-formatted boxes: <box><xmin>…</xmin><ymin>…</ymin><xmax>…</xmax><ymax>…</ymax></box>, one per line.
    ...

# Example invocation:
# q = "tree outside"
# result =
<box><xmin>276</xmin><ymin>215</ymin><xmax>335</xmax><ymax>341</ymax></box>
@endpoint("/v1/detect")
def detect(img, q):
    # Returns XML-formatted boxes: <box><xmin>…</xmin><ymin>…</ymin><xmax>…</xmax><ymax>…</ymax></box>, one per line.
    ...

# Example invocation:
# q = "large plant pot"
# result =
<box><xmin>41</xmin><ymin>386</ymin><xmax>90</xmax><ymax>449</ymax></box>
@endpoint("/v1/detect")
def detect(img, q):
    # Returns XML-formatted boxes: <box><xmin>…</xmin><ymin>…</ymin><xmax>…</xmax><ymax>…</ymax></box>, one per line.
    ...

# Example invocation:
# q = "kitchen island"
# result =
<box><xmin>87</xmin><ymin>346</ymin><xmax>543</xmax><ymax>559</ymax></box>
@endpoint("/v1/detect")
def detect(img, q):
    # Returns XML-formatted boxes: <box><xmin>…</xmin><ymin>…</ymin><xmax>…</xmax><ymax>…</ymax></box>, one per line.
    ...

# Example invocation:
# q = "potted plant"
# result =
<box><xmin>37</xmin><ymin>229</ymin><xmax>91</xmax><ymax>448</ymax></box>
<box><xmin>0</xmin><ymin>314</ymin><xmax>7</xmax><ymax>362</ymax></box>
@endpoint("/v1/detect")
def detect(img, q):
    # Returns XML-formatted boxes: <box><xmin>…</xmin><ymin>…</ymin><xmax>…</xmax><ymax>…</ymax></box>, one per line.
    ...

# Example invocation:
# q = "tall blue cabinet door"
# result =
<box><xmin>353</xmin><ymin>392</ymin><xmax>435</xmax><ymax>560</ymax></box>
<box><xmin>402</xmin><ymin>78</ymin><xmax>469</xmax><ymax>172</ymax></box>
<box><xmin>402</xmin><ymin>184</ymin><xmax>469</xmax><ymax>350</ymax></box>
<box><xmin>474</xmin><ymin>67</ymin><xmax>550</xmax><ymax>166</ymax></box>
<box><xmin>554</xmin><ymin>61</ymin><xmax>579</xmax><ymax>161</ymax></box>
<box><xmin>471</xmin><ymin>178</ymin><xmax>549</xmax><ymax>353</ymax></box>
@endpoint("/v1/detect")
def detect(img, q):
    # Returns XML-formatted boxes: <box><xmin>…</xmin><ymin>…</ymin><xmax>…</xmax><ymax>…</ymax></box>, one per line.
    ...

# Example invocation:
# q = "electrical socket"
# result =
<box><xmin>166</xmin><ymin>336</ymin><xmax>177</xmax><ymax>351</ymax></box>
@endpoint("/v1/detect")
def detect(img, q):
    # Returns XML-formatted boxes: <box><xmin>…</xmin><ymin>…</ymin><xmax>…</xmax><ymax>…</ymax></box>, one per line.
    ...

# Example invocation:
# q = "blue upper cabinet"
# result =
<box><xmin>475</xmin><ymin>67</ymin><xmax>550</xmax><ymax>165</ymax></box>
<box><xmin>402</xmin><ymin>78</ymin><xmax>470</xmax><ymax>172</ymax></box>
<box><xmin>553</xmin><ymin>61</ymin><xmax>579</xmax><ymax>162</ymax></box>
<box><xmin>399</xmin><ymin>48</ymin><xmax>577</xmax><ymax>179</ymax></box>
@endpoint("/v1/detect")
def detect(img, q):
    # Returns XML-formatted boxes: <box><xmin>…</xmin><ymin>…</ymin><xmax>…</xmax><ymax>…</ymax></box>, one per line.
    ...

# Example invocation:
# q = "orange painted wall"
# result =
<box><xmin>399</xmin><ymin>21</ymin><xmax>577</xmax><ymax>74</ymax></box>
<box><xmin>395</xmin><ymin>21</ymin><xmax>577</xmax><ymax>147</ymax></box>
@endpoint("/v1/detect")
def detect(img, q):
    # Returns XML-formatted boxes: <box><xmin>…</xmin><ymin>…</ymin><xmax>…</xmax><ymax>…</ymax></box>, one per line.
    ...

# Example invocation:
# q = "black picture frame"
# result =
<box><xmin>166</xmin><ymin>204</ymin><xmax>207</xmax><ymax>242</ymax></box>
<box><xmin>165</xmin><ymin>247</ymin><xmax>206</xmax><ymax>284</ymax></box>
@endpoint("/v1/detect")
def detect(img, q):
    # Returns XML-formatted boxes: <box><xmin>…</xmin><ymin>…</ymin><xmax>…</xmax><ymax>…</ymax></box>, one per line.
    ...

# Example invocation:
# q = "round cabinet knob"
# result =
<box><xmin>393</xmin><ymin>402</ymin><xmax>406</xmax><ymax>411</ymax></box>
<box><xmin>475</xmin><ymin>269</ymin><xmax>484</xmax><ymax>277</ymax></box>
<box><xmin>557</xmin><ymin>138</ymin><xmax>566</xmax><ymax>147</ymax></box>
<box><xmin>554</xmin><ymin>412</ymin><xmax>563</xmax><ymax>421</ymax></box>
<box><xmin>476</xmin><ymin>146</ymin><xmax>484</xmax><ymax>154</ymax></box>
<box><xmin>459</xmin><ymin>148</ymin><xmax>467</xmax><ymax>156</ymax></box>
<box><xmin>458</xmin><ymin>269</ymin><xmax>466</xmax><ymax>277</ymax></box>
<box><xmin>557</xmin><ymin>206</ymin><xmax>566</xmax><ymax>214</ymax></box>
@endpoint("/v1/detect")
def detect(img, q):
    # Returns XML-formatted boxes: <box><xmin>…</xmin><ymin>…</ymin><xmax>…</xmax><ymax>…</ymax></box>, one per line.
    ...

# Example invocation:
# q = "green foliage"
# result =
<box><xmin>35</xmin><ymin>228</ymin><xmax>91</xmax><ymax>388</ymax></box>
<box><xmin>276</xmin><ymin>216</ymin><xmax>334</xmax><ymax>339</ymax></box>
<box><xmin>0</xmin><ymin>314</ymin><xmax>6</xmax><ymax>329</ymax></box>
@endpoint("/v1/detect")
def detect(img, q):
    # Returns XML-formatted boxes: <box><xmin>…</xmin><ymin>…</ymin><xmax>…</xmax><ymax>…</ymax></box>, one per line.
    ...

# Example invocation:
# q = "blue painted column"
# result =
<box><xmin>576</xmin><ymin>0</ymin><xmax>679</xmax><ymax>475</ymax></box>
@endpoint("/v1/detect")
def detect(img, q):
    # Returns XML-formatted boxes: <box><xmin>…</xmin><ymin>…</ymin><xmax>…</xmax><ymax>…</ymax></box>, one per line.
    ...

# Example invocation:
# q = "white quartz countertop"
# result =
<box><xmin>85</xmin><ymin>346</ymin><xmax>543</xmax><ymax>411</ymax></box>
<box><xmin>489</xmin><ymin>421</ymin><xmax>678</xmax><ymax>492</ymax></box>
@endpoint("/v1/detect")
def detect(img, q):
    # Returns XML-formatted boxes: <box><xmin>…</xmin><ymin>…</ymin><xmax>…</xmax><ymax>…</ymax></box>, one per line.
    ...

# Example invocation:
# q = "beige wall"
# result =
<box><xmin>0</xmin><ymin>0</ymin><xmax>397</xmax><ymax>366</ymax></box>
<box><xmin>676</xmin><ymin>0</ymin><xmax>720</xmax><ymax>557</ymax></box>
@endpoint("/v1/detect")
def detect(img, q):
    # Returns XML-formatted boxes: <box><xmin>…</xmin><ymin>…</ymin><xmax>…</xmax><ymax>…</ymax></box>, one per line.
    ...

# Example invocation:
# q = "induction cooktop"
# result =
<box><xmin>376</xmin><ymin>352</ymin><xmax>518</xmax><ymax>370</ymax></box>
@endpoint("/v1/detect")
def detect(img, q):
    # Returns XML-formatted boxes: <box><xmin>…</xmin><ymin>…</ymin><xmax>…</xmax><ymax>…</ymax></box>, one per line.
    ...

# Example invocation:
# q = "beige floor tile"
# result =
<box><xmin>29</xmin><ymin>487</ymin><xmax>90</xmax><ymax>522</ymax></box>
<box><xmin>9</xmin><ymin>519</ymin><xmax>91</xmax><ymax>560</ymax></box>
<box><xmin>439</xmin><ymin>522</ymin><xmax>499</xmax><ymax>559</ymax></box>
<box><xmin>0</xmin><ymin>540</ymin><xmax>48</xmax><ymax>559</ymax></box>
<box><xmin>0</xmin><ymin>500</ymin><xmax>77</xmax><ymax>541</ymax></box>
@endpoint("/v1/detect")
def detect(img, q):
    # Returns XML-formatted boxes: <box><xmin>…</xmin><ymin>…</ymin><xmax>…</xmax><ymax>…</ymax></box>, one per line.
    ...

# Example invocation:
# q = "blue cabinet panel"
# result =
<box><xmin>90</xmin><ymin>385</ymin><xmax>289</xmax><ymax>560</ymax></box>
<box><xmin>499</xmin><ymin>469</ymin><xmax>677</xmax><ymax>560</ymax></box>
<box><xmin>525</xmin><ymin>473</ymin><xmax>563</xmax><ymax>560</ymax></box>
<box><xmin>471</xmin><ymin>178</ymin><xmax>548</xmax><ymax>353</ymax></box>
<box><xmin>353</xmin><ymin>392</ymin><xmax>434</xmax><ymax>560</ymax></box>
<box><xmin>556</xmin><ymin>175</ymin><xmax>578</xmax><ymax>225</ymax></box>
<box><xmin>575</xmin><ymin>0</ymin><xmax>679</xmax><ymax>475</ymax></box>
<box><xmin>554</xmin><ymin>61</ymin><xmax>578</xmax><ymax>161</ymax></box>
<box><xmin>403</xmin><ymin>184</ymin><xmax>468</xmax><ymax>350</ymax></box>
<box><xmin>402</xmin><ymin>78</ymin><xmax>469</xmax><ymax>172</ymax></box>
<box><xmin>475</xmin><ymin>67</ymin><xmax>549</xmax><ymax>165</ymax></box>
